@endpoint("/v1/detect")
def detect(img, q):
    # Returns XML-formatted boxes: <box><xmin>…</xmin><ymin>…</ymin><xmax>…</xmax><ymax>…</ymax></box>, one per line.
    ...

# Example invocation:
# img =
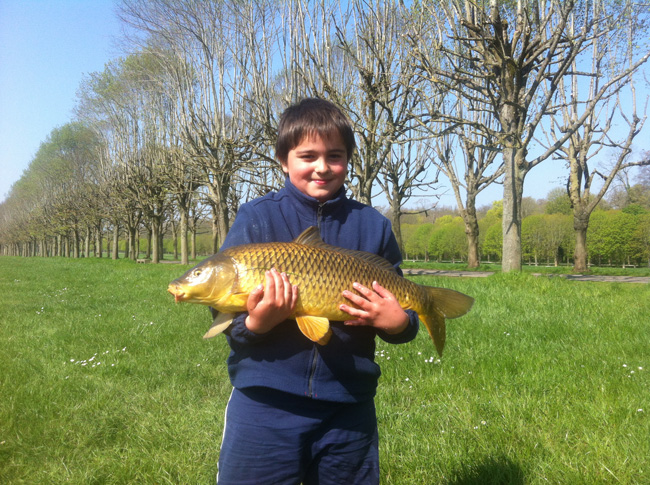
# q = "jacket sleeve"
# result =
<box><xmin>376</xmin><ymin>218</ymin><xmax>420</xmax><ymax>344</ymax></box>
<box><xmin>376</xmin><ymin>309</ymin><xmax>420</xmax><ymax>344</ymax></box>
<box><xmin>219</xmin><ymin>204</ymin><xmax>261</xmax><ymax>250</ymax></box>
<box><xmin>210</xmin><ymin>204</ymin><xmax>276</xmax><ymax>345</ymax></box>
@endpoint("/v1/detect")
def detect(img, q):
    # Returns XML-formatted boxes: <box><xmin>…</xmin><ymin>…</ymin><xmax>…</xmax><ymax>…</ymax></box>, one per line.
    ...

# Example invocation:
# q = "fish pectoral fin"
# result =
<box><xmin>224</xmin><ymin>293</ymin><xmax>250</xmax><ymax>308</ymax></box>
<box><xmin>295</xmin><ymin>315</ymin><xmax>332</xmax><ymax>345</ymax></box>
<box><xmin>203</xmin><ymin>312</ymin><xmax>236</xmax><ymax>339</ymax></box>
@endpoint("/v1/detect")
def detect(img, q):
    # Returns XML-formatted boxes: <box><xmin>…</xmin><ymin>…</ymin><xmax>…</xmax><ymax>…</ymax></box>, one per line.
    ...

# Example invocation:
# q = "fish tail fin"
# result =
<box><xmin>419</xmin><ymin>287</ymin><xmax>474</xmax><ymax>356</ymax></box>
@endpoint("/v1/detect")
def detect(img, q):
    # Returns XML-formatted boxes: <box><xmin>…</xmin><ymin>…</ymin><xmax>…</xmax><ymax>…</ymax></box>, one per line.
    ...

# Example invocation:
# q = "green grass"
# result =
<box><xmin>1</xmin><ymin>257</ymin><xmax>649</xmax><ymax>483</ymax></box>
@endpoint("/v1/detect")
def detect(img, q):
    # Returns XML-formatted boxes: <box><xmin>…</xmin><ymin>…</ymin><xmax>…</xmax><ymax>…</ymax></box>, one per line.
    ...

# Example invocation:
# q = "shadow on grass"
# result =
<box><xmin>447</xmin><ymin>456</ymin><xmax>524</xmax><ymax>485</ymax></box>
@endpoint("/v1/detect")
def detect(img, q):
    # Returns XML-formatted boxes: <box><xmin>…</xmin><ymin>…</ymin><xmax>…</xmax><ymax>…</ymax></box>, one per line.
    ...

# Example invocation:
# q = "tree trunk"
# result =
<box><xmin>573</xmin><ymin>213</ymin><xmax>589</xmax><ymax>272</ymax></box>
<box><xmin>128</xmin><ymin>226</ymin><xmax>137</xmax><ymax>260</ymax></box>
<box><xmin>85</xmin><ymin>226</ymin><xmax>91</xmax><ymax>258</ymax></box>
<box><xmin>389</xmin><ymin>201</ymin><xmax>403</xmax><ymax>258</ymax></box>
<box><xmin>151</xmin><ymin>218</ymin><xmax>161</xmax><ymax>263</ymax></box>
<box><xmin>191</xmin><ymin>227</ymin><xmax>196</xmax><ymax>260</ymax></box>
<box><xmin>95</xmin><ymin>222</ymin><xmax>103</xmax><ymax>258</ymax></box>
<box><xmin>464</xmin><ymin>200</ymin><xmax>480</xmax><ymax>268</ymax></box>
<box><xmin>146</xmin><ymin>226</ymin><xmax>152</xmax><ymax>260</ymax></box>
<box><xmin>501</xmin><ymin>147</ymin><xmax>526</xmax><ymax>272</ymax></box>
<box><xmin>180</xmin><ymin>209</ymin><xmax>189</xmax><ymax>265</ymax></box>
<box><xmin>112</xmin><ymin>223</ymin><xmax>119</xmax><ymax>260</ymax></box>
<box><xmin>171</xmin><ymin>220</ymin><xmax>179</xmax><ymax>261</ymax></box>
<box><xmin>211</xmin><ymin>217</ymin><xmax>219</xmax><ymax>254</ymax></box>
<box><xmin>73</xmin><ymin>227</ymin><xmax>80</xmax><ymax>259</ymax></box>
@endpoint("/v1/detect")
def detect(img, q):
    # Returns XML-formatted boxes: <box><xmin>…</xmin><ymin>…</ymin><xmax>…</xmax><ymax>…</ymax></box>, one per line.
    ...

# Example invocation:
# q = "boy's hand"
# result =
<box><xmin>340</xmin><ymin>282</ymin><xmax>409</xmax><ymax>335</ymax></box>
<box><xmin>245</xmin><ymin>268</ymin><xmax>299</xmax><ymax>334</ymax></box>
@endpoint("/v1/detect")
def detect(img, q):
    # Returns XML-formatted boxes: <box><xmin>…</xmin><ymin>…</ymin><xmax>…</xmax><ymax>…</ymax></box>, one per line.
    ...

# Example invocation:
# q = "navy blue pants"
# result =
<box><xmin>217</xmin><ymin>387</ymin><xmax>379</xmax><ymax>484</ymax></box>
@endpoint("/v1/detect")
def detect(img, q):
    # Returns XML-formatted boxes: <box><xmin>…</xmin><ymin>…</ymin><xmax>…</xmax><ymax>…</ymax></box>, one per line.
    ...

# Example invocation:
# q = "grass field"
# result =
<box><xmin>1</xmin><ymin>256</ymin><xmax>649</xmax><ymax>484</ymax></box>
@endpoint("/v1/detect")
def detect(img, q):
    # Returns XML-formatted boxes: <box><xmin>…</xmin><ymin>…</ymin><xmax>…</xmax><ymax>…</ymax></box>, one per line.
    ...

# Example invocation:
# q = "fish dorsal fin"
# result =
<box><xmin>293</xmin><ymin>226</ymin><xmax>329</xmax><ymax>247</ymax></box>
<box><xmin>293</xmin><ymin>226</ymin><xmax>397</xmax><ymax>273</ymax></box>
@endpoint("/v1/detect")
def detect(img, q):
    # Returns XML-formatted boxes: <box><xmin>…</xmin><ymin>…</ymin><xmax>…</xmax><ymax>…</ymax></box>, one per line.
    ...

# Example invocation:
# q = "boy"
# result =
<box><xmin>215</xmin><ymin>98</ymin><xmax>419</xmax><ymax>484</ymax></box>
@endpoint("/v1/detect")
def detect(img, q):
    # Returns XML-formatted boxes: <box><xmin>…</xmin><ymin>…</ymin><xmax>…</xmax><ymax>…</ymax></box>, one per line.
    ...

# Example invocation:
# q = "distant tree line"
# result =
<box><xmin>401</xmin><ymin>182</ymin><xmax>650</xmax><ymax>267</ymax></box>
<box><xmin>1</xmin><ymin>0</ymin><xmax>649</xmax><ymax>272</ymax></box>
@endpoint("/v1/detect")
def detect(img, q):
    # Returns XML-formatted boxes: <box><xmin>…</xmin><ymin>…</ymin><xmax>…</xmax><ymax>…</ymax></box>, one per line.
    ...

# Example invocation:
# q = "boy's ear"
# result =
<box><xmin>280</xmin><ymin>160</ymin><xmax>289</xmax><ymax>174</ymax></box>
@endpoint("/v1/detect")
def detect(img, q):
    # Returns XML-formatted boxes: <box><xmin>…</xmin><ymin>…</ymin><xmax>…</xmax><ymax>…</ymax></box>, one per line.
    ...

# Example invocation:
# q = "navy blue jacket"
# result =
<box><xmin>218</xmin><ymin>179</ymin><xmax>419</xmax><ymax>403</ymax></box>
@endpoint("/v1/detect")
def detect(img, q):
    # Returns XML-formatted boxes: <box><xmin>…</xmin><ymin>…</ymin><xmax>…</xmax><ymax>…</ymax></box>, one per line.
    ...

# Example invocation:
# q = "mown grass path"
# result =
<box><xmin>403</xmin><ymin>268</ymin><xmax>650</xmax><ymax>284</ymax></box>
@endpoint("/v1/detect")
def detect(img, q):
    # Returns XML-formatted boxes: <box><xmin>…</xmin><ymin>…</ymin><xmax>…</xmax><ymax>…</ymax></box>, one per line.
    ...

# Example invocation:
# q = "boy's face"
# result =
<box><xmin>281</xmin><ymin>132</ymin><xmax>348</xmax><ymax>203</ymax></box>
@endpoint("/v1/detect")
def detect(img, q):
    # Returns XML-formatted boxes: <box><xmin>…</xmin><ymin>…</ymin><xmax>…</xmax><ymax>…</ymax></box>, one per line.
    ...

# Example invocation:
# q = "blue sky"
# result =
<box><xmin>0</xmin><ymin>0</ymin><xmax>121</xmax><ymax>203</ymax></box>
<box><xmin>0</xmin><ymin>1</ymin><xmax>645</xmax><ymax>209</ymax></box>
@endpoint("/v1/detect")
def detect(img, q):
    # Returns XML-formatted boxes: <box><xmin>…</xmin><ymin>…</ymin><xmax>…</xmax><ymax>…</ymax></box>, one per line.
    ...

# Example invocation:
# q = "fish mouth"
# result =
<box><xmin>167</xmin><ymin>284</ymin><xmax>186</xmax><ymax>302</ymax></box>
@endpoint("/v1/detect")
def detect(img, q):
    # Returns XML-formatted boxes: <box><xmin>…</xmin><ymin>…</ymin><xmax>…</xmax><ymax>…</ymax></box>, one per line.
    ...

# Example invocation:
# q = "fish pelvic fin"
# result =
<box><xmin>419</xmin><ymin>287</ymin><xmax>474</xmax><ymax>356</ymax></box>
<box><xmin>203</xmin><ymin>312</ymin><xmax>235</xmax><ymax>339</ymax></box>
<box><xmin>295</xmin><ymin>315</ymin><xmax>332</xmax><ymax>345</ymax></box>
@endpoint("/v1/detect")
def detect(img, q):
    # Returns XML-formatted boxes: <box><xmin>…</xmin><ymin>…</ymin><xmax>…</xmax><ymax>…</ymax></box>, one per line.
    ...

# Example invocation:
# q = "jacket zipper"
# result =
<box><xmin>317</xmin><ymin>204</ymin><xmax>323</xmax><ymax>229</ymax></box>
<box><xmin>307</xmin><ymin>203</ymin><xmax>325</xmax><ymax>398</ymax></box>
<box><xmin>307</xmin><ymin>346</ymin><xmax>319</xmax><ymax>398</ymax></box>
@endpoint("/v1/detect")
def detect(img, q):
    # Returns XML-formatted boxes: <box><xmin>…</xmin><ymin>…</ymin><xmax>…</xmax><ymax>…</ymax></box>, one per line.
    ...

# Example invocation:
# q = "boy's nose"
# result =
<box><xmin>314</xmin><ymin>158</ymin><xmax>330</xmax><ymax>173</ymax></box>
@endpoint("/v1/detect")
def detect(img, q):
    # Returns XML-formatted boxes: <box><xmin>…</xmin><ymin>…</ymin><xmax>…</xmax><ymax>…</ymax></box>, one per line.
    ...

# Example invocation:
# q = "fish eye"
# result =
<box><xmin>193</xmin><ymin>269</ymin><xmax>202</xmax><ymax>277</ymax></box>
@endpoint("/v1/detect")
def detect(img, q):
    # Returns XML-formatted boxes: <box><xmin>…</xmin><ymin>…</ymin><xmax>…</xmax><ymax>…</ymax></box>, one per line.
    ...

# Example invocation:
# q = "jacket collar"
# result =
<box><xmin>283</xmin><ymin>177</ymin><xmax>347</xmax><ymax>217</ymax></box>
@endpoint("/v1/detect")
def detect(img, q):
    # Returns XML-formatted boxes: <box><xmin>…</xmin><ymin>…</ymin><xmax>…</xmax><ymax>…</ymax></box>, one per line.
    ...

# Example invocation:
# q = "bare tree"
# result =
<box><xmin>413</xmin><ymin>0</ymin><xmax>650</xmax><ymax>271</ymax></box>
<box><xmin>377</xmin><ymin>124</ymin><xmax>440</xmax><ymax>254</ymax></box>
<box><xmin>290</xmin><ymin>0</ymin><xmax>434</xmax><ymax>215</ymax></box>
<box><xmin>540</xmin><ymin>0</ymin><xmax>650</xmax><ymax>272</ymax></box>
<box><xmin>119</xmin><ymin>0</ymin><xmax>284</xmax><ymax>250</ymax></box>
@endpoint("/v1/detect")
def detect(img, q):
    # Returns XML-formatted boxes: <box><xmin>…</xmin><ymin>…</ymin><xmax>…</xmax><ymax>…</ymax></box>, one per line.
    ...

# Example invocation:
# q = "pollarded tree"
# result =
<box><xmin>539</xmin><ymin>0</ymin><xmax>650</xmax><ymax>272</ymax></box>
<box><xmin>119</xmin><ymin>0</ymin><xmax>283</xmax><ymax>250</ymax></box>
<box><xmin>290</xmin><ymin>0</ymin><xmax>435</xmax><ymax>215</ymax></box>
<box><xmin>412</xmin><ymin>0</ymin><xmax>649</xmax><ymax>271</ymax></box>
<box><xmin>426</xmin><ymin>99</ymin><xmax>503</xmax><ymax>268</ymax></box>
<box><xmin>409</xmin><ymin>1</ymin><xmax>504</xmax><ymax>269</ymax></box>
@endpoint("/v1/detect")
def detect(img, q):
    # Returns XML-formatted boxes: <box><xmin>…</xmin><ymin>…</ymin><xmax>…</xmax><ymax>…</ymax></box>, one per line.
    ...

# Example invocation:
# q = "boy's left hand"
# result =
<box><xmin>340</xmin><ymin>282</ymin><xmax>409</xmax><ymax>335</ymax></box>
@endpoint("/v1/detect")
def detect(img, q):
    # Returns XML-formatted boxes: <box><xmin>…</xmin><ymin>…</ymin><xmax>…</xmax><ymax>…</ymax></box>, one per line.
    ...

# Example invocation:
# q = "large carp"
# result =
<box><xmin>167</xmin><ymin>226</ymin><xmax>474</xmax><ymax>355</ymax></box>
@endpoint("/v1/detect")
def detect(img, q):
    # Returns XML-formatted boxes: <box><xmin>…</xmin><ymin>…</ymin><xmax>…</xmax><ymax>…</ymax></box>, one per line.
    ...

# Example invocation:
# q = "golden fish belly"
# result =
<box><xmin>225</xmin><ymin>242</ymin><xmax>421</xmax><ymax>319</ymax></box>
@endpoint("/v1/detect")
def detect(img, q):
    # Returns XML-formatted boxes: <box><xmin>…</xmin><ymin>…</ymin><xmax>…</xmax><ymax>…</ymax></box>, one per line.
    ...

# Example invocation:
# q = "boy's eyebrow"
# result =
<box><xmin>294</xmin><ymin>147</ymin><xmax>346</xmax><ymax>155</ymax></box>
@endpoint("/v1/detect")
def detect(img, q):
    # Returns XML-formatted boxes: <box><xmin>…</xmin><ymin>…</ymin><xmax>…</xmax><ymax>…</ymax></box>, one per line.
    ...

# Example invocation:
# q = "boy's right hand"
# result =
<box><xmin>245</xmin><ymin>268</ymin><xmax>299</xmax><ymax>334</ymax></box>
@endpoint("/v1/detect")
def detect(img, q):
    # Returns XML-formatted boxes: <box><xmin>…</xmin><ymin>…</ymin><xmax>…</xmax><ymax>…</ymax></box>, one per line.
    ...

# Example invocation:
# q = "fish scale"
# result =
<box><xmin>168</xmin><ymin>226</ymin><xmax>474</xmax><ymax>355</ymax></box>
<box><xmin>228</xmin><ymin>241</ymin><xmax>417</xmax><ymax>320</ymax></box>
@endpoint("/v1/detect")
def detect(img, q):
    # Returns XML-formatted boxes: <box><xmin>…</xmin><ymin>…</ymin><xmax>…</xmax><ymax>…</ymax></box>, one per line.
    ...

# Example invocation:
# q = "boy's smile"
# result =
<box><xmin>282</xmin><ymin>133</ymin><xmax>348</xmax><ymax>203</ymax></box>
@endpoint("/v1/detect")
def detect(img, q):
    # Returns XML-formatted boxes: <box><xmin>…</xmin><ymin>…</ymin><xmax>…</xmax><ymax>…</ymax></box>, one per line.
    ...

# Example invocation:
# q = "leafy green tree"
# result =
<box><xmin>522</xmin><ymin>214</ymin><xmax>546</xmax><ymax>265</ymax></box>
<box><xmin>544</xmin><ymin>188</ymin><xmax>572</xmax><ymax>215</ymax></box>
<box><xmin>404</xmin><ymin>223</ymin><xmax>433</xmax><ymax>261</ymax></box>
<box><xmin>435</xmin><ymin>217</ymin><xmax>467</xmax><ymax>262</ymax></box>
<box><xmin>588</xmin><ymin>210</ymin><xmax>638</xmax><ymax>266</ymax></box>
<box><xmin>482</xmin><ymin>223</ymin><xmax>503</xmax><ymax>262</ymax></box>
<box><xmin>631</xmin><ymin>214</ymin><xmax>650</xmax><ymax>267</ymax></box>
<box><xmin>544</xmin><ymin>214</ymin><xmax>574</xmax><ymax>266</ymax></box>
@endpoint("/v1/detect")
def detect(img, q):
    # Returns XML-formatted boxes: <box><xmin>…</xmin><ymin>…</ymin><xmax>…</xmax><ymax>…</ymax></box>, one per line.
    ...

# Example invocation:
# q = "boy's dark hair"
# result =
<box><xmin>276</xmin><ymin>98</ymin><xmax>356</xmax><ymax>163</ymax></box>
